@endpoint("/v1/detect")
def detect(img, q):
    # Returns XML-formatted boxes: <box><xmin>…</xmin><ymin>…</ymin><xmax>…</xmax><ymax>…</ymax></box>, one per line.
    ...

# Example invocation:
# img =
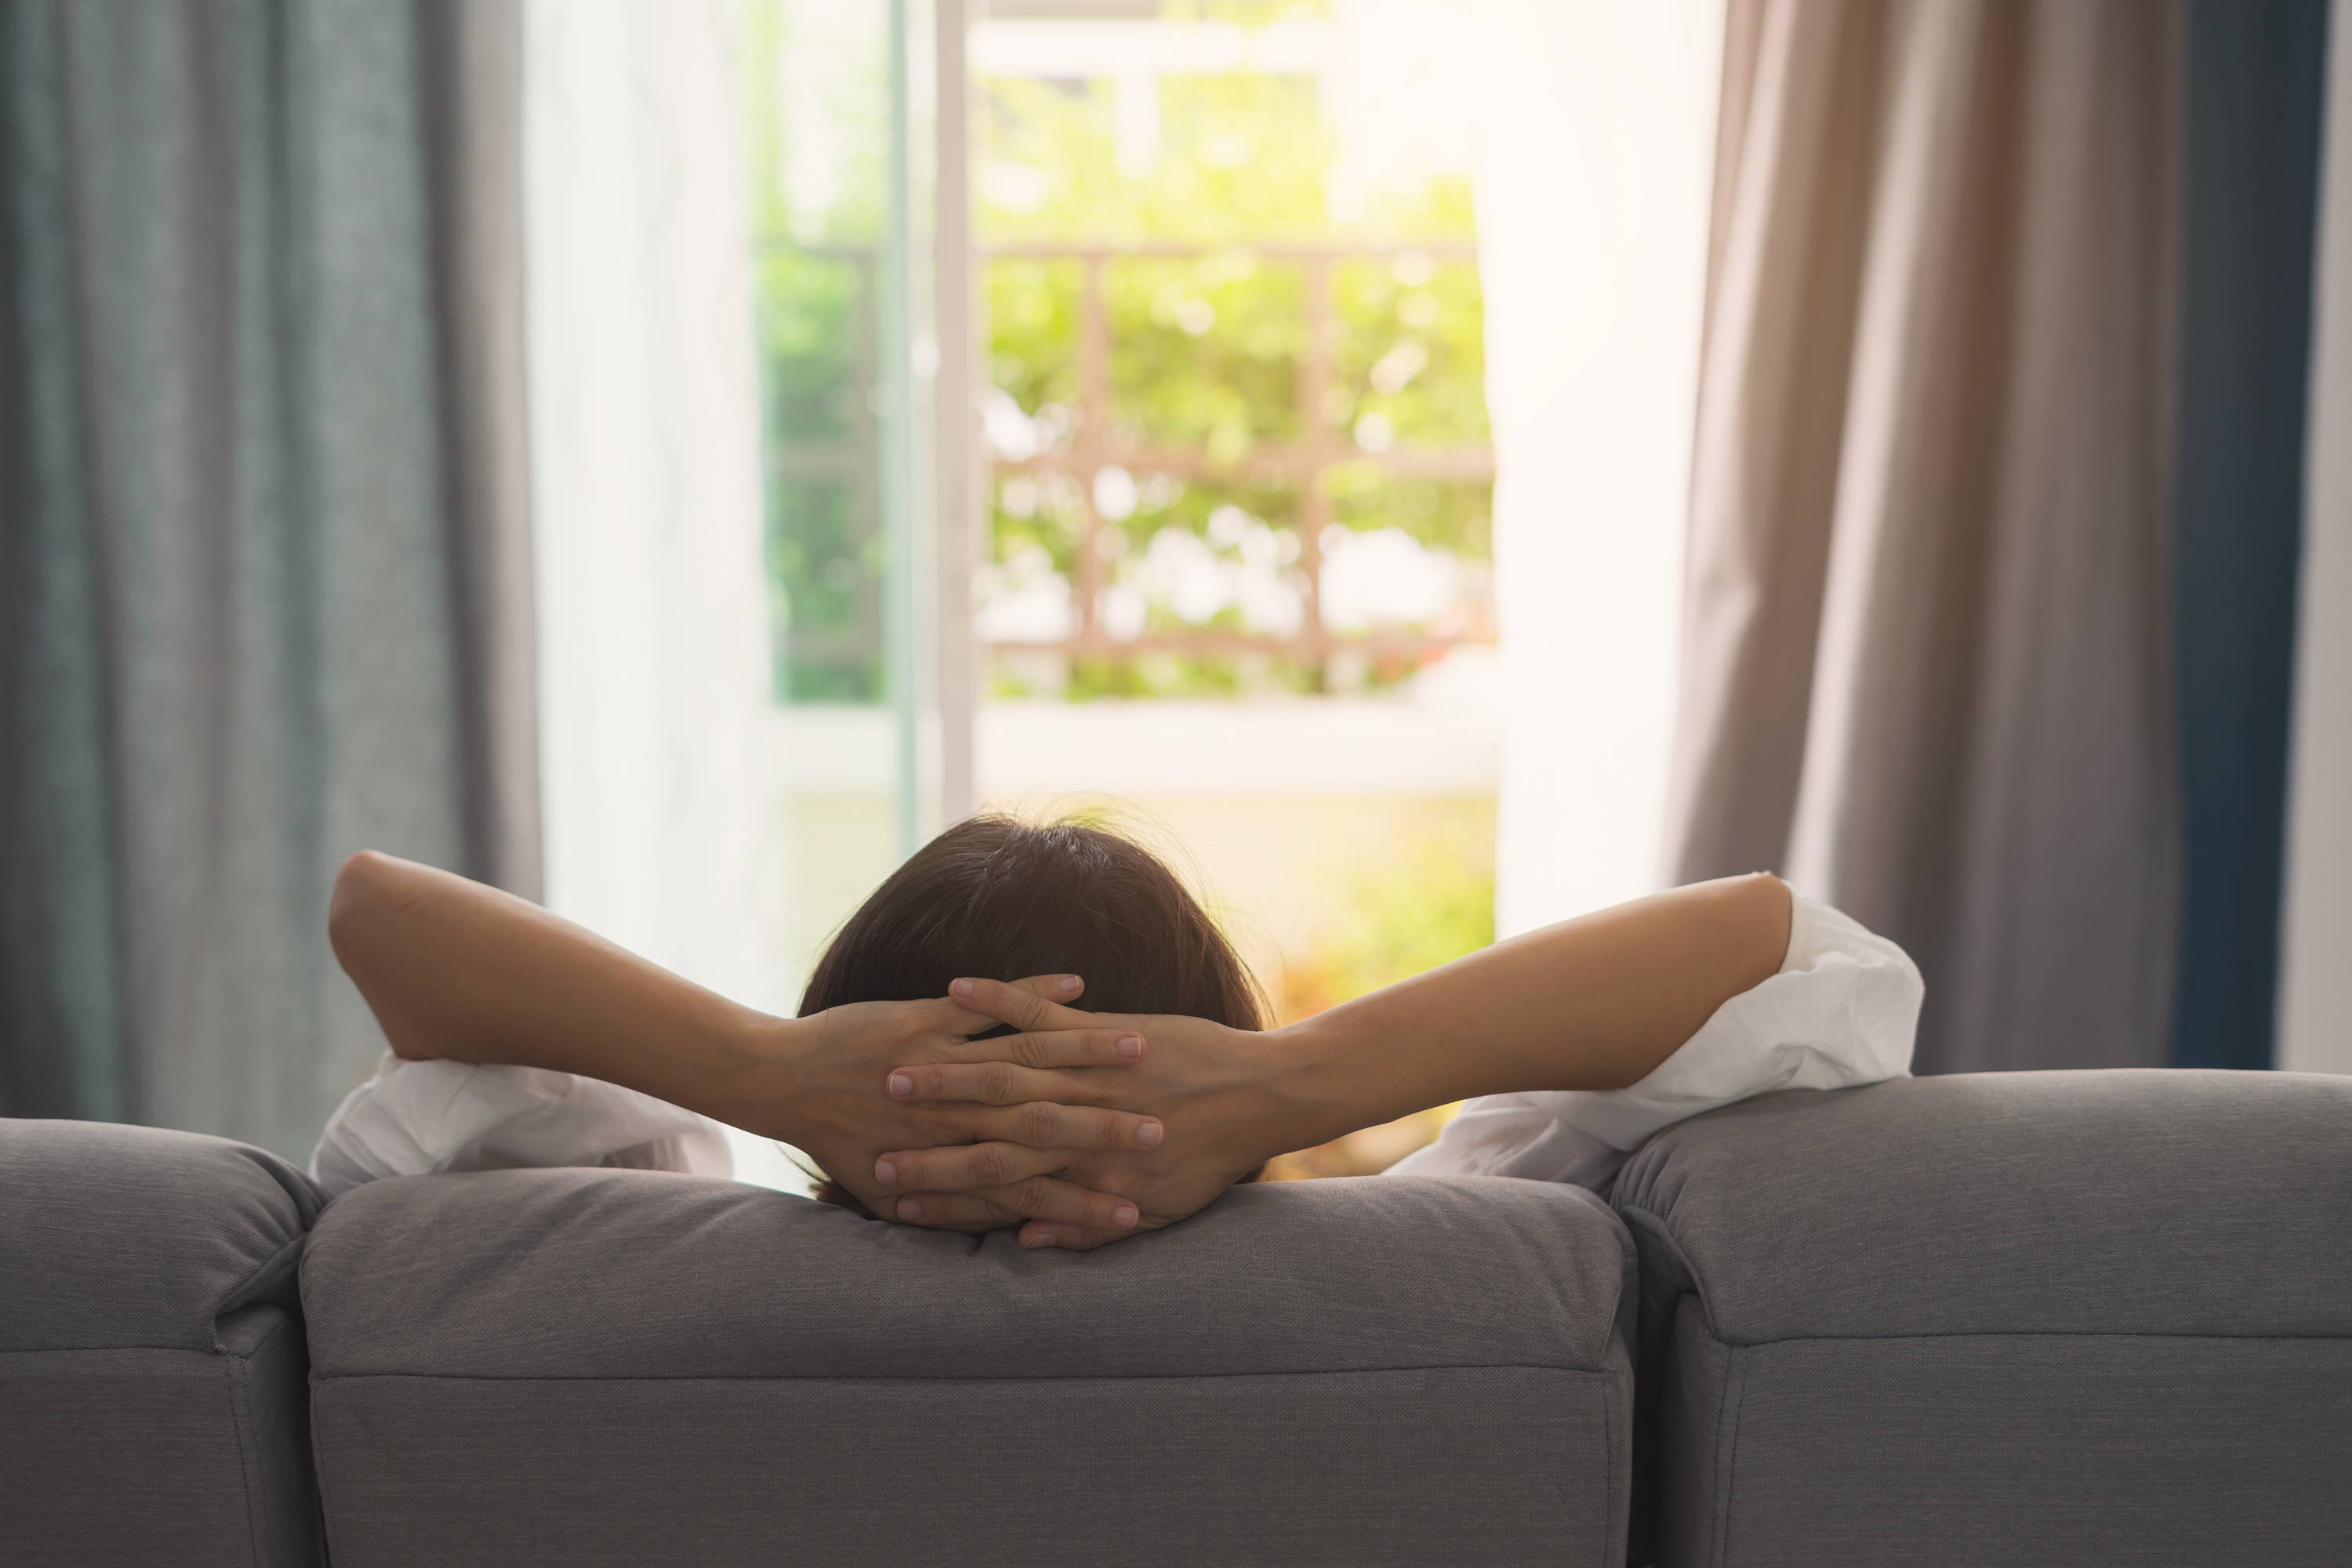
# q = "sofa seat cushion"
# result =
<box><xmin>303</xmin><ymin>1170</ymin><xmax>1635</xmax><ymax>1568</ymax></box>
<box><xmin>0</xmin><ymin>1120</ymin><xmax>325</xmax><ymax>1567</ymax></box>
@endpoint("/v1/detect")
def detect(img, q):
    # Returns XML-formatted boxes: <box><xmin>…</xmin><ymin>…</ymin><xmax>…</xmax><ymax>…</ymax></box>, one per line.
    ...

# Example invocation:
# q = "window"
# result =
<box><xmin>746</xmin><ymin>0</ymin><xmax>1498</xmax><ymax>1175</ymax></box>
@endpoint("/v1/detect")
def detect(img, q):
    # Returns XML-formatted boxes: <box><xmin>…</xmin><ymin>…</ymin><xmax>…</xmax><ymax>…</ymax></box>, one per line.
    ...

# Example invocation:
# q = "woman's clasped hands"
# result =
<box><xmin>728</xmin><ymin>974</ymin><xmax>1164</xmax><ymax>1236</ymax></box>
<box><xmin>853</xmin><ymin>975</ymin><xmax>1316</xmax><ymax>1251</ymax></box>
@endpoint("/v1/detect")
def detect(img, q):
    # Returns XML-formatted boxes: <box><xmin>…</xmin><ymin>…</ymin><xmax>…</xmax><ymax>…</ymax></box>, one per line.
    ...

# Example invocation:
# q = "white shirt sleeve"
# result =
<box><xmin>308</xmin><ymin>1052</ymin><xmax>736</xmax><ymax>1200</ymax></box>
<box><xmin>1384</xmin><ymin>891</ymin><xmax>1921</xmax><ymax>1190</ymax></box>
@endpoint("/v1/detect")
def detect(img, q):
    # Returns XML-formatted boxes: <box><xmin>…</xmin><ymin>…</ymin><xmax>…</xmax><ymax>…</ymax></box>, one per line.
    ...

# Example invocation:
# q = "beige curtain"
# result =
<box><xmin>1665</xmin><ymin>0</ymin><xmax>2183</xmax><ymax>1073</ymax></box>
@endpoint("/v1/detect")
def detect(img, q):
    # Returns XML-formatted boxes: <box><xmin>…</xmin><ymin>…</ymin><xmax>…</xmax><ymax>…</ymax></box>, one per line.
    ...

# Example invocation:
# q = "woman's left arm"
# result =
<box><xmin>325</xmin><ymin>851</ymin><xmax>1163</xmax><ymax>1229</ymax></box>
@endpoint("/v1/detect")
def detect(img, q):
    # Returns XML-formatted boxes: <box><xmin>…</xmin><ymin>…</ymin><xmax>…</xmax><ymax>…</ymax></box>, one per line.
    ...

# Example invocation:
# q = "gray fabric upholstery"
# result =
<box><xmin>304</xmin><ymin>1170</ymin><xmax>1635</xmax><ymax>1567</ymax></box>
<box><xmin>0</xmin><ymin>1120</ymin><xmax>325</xmax><ymax>1566</ymax></box>
<box><xmin>1613</xmin><ymin>1071</ymin><xmax>2352</xmax><ymax>1566</ymax></box>
<box><xmin>16</xmin><ymin>1073</ymin><xmax>2349</xmax><ymax>1564</ymax></box>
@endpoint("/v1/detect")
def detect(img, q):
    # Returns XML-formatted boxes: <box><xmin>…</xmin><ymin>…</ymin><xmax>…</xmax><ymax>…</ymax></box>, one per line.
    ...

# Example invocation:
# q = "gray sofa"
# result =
<box><xmin>4</xmin><ymin>1069</ymin><xmax>2348</xmax><ymax>1566</ymax></box>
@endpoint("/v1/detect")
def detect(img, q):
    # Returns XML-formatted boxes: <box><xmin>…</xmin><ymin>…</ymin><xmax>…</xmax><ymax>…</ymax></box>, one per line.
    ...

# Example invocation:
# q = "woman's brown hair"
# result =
<box><xmin>797</xmin><ymin>813</ymin><xmax>1268</xmax><ymax>1212</ymax></box>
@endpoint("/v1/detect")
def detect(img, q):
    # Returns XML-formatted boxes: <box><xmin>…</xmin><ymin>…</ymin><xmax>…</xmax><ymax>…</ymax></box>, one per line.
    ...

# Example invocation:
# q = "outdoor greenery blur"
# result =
<box><xmin>741</xmin><ymin>0</ymin><xmax>1495</xmax><ymax>1176</ymax></box>
<box><xmin>978</xmin><ymin>51</ymin><xmax>1494</xmax><ymax>701</ymax></box>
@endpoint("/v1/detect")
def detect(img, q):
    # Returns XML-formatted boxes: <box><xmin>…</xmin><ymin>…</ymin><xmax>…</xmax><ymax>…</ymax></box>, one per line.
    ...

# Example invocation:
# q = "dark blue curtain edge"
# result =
<box><xmin>2170</xmin><ymin>0</ymin><xmax>2334</xmax><ymax>1069</ymax></box>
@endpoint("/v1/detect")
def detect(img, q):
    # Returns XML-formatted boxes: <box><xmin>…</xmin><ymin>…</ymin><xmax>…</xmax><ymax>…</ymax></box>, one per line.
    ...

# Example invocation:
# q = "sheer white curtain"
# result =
<box><xmin>2280</xmin><ymin>5</ymin><xmax>2352</xmax><ymax>1075</ymax></box>
<box><xmin>1472</xmin><ymin>0</ymin><xmax>1724</xmax><ymax>936</ymax></box>
<box><xmin>524</xmin><ymin>0</ymin><xmax>787</xmax><ymax>1024</ymax></box>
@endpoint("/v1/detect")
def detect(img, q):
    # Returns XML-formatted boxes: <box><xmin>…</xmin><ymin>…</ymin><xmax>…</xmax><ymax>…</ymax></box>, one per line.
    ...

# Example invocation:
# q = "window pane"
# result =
<box><xmin>759</xmin><ymin>250</ymin><xmax>866</xmax><ymax>446</ymax></box>
<box><xmin>739</xmin><ymin>0</ymin><xmax>924</xmax><ymax>1047</ymax></box>
<box><xmin>768</xmin><ymin>475</ymin><xmax>880</xmax><ymax>702</ymax></box>
<box><xmin>757</xmin><ymin>243</ymin><xmax>884</xmax><ymax>703</ymax></box>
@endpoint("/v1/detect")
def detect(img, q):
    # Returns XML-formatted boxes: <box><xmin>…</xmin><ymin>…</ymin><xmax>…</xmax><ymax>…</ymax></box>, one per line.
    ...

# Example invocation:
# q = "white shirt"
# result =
<box><xmin>310</xmin><ymin>892</ymin><xmax>1919</xmax><ymax>1200</ymax></box>
<box><xmin>309</xmin><ymin>1052</ymin><xmax>734</xmax><ymax>1200</ymax></box>
<box><xmin>1385</xmin><ymin>892</ymin><xmax>1921</xmax><ymax>1188</ymax></box>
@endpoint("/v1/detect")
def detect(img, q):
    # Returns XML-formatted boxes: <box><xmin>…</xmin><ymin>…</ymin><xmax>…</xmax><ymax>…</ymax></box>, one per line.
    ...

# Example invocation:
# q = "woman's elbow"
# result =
<box><xmin>1729</xmin><ymin>870</ymin><xmax>1794</xmax><ymax>982</ymax></box>
<box><xmin>327</xmin><ymin>849</ymin><xmax>402</xmax><ymax>958</ymax></box>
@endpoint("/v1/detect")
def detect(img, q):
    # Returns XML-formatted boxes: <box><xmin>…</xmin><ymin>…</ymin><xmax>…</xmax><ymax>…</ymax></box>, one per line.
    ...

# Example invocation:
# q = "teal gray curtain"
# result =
<box><xmin>0</xmin><ymin>0</ymin><xmax>535</xmax><ymax>1156</ymax></box>
<box><xmin>1664</xmin><ymin>0</ymin><xmax>2185</xmax><ymax>1073</ymax></box>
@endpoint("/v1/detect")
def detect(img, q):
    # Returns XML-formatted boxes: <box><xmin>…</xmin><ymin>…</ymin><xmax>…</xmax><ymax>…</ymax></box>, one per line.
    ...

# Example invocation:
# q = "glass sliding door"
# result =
<box><xmin>739</xmin><ymin>0</ymin><xmax>942</xmax><ymax>994</ymax></box>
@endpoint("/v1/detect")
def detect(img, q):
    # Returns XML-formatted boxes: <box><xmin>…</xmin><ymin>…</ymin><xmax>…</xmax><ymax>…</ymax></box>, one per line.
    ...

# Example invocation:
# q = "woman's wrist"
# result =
<box><xmin>1247</xmin><ymin>1015</ymin><xmax>1402</xmax><ymax>1160</ymax></box>
<box><xmin>1259</xmin><ymin>1007</ymin><xmax>1481</xmax><ymax>1155</ymax></box>
<box><xmin>697</xmin><ymin>1009</ymin><xmax>816</xmax><ymax>1147</ymax></box>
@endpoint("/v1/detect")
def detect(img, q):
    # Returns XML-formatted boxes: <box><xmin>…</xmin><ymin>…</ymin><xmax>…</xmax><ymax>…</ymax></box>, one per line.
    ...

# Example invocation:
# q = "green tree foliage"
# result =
<box><xmin>1329</xmin><ymin>257</ymin><xmax>1489</xmax><ymax>452</ymax></box>
<box><xmin>1107</xmin><ymin>255</ymin><xmax>1305</xmax><ymax>458</ymax></box>
<box><xmin>987</xmin><ymin>258</ymin><xmax>1082</xmax><ymax>437</ymax></box>
<box><xmin>741</xmin><ymin>0</ymin><xmax>889</xmax><ymax>701</ymax></box>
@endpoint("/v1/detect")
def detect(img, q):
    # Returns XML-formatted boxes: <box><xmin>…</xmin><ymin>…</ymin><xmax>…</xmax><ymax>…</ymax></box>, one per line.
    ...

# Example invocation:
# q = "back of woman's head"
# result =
<box><xmin>800</xmin><ymin>812</ymin><xmax>1266</xmax><ymax>1033</ymax></box>
<box><xmin>797</xmin><ymin>815</ymin><xmax>1265</xmax><ymax>1216</ymax></box>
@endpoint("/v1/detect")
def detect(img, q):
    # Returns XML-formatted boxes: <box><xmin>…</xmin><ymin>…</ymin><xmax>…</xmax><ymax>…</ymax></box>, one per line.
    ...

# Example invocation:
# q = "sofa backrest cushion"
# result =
<box><xmin>303</xmin><ymin>1171</ymin><xmax>1635</xmax><ymax>1568</ymax></box>
<box><xmin>304</xmin><ymin>1166</ymin><xmax>1630</xmax><ymax>1380</ymax></box>
<box><xmin>1613</xmin><ymin>1068</ymin><xmax>2352</xmax><ymax>1342</ymax></box>
<box><xmin>1611</xmin><ymin>1071</ymin><xmax>2352</xmax><ymax>1568</ymax></box>
<box><xmin>2</xmin><ymin>1118</ymin><xmax>321</xmax><ymax>1353</ymax></box>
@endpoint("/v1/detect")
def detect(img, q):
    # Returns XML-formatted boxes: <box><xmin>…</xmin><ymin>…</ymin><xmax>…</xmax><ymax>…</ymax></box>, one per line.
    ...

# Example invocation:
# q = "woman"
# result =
<box><xmin>314</xmin><ymin>815</ymin><xmax>1920</xmax><ymax>1246</ymax></box>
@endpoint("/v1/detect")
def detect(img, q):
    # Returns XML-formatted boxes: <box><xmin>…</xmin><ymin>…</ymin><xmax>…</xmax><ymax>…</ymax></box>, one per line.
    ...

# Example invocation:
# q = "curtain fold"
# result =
<box><xmin>522</xmin><ymin>0</ymin><xmax>785</xmax><ymax>1183</ymax></box>
<box><xmin>2169</xmin><ymin>1</ymin><xmax>2332</xmax><ymax>1069</ymax></box>
<box><xmin>1665</xmin><ymin>0</ymin><xmax>2184</xmax><ymax>1073</ymax></box>
<box><xmin>1475</xmin><ymin>0</ymin><xmax>1723</xmax><ymax>938</ymax></box>
<box><xmin>523</xmin><ymin>0</ymin><xmax>782</xmax><ymax>1015</ymax></box>
<box><xmin>0</xmin><ymin>0</ymin><xmax>533</xmax><ymax>1156</ymax></box>
<box><xmin>420</xmin><ymin>0</ymin><xmax>541</xmax><ymax>900</ymax></box>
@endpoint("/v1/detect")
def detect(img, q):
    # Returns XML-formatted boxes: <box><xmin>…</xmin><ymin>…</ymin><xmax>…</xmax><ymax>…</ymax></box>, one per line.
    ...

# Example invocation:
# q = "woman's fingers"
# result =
<box><xmin>1016</xmin><ymin>1220</ymin><xmax>1125</xmax><ymax>1251</ymax></box>
<box><xmin>877</xmin><ymin>1107</ymin><xmax>1160</xmax><ymax>1190</ymax></box>
<box><xmin>884</xmin><ymin>1060</ymin><xmax>1118</xmax><ymax>1108</ymax></box>
<box><xmin>946</xmin><ymin>975</ymin><xmax>1098</xmax><ymax>1034</ymax></box>
<box><xmin>875</xmin><ymin>1140</ymin><xmax>1068</xmax><ymax>1193</ymax></box>
<box><xmin>971</xmin><ymin>1101</ymin><xmax>1163</xmax><ymax>1151</ymax></box>
<box><xmin>928</xmin><ymin>974</ymin><xmax>1087</xmax><ymax>1037</ymax></box>
<box><xmin>1017</xmin><ymin>973</ymin><xmax>1085</xmax><ymax>1003</ymax></box>
<box><xmin>890</xmin><ymin>1178</ymin><xmax>1141</xmax><ymax>1232</ymax></box>
<box><xmin>935</xmin><ymin>1028</ymin><xmax>1146</xmax><ymax>1069</ymax></box>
